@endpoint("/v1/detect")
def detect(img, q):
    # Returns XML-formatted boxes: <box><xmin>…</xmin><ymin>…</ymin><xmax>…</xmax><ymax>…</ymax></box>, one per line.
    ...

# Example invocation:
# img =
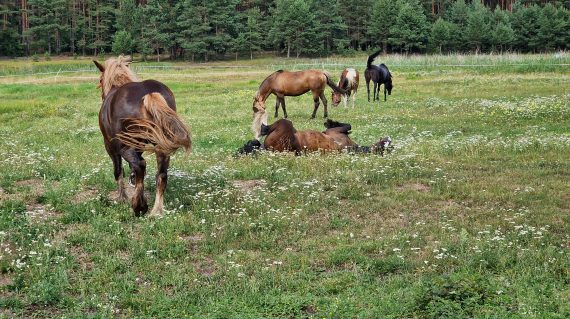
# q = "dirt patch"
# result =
<box><xmin>396</xmin><ymin>183</ymin><xmax>430</xmax><ymax>192</ymax></box>
<box><xmin>25</xmin><ymin>203</ymin><xmax>61</xmax><ymax>223</ymax></box>
<box><xmin>0</xmin><ymin>273</ymin><xmax>14</xmax><ymax>288</ymax></box>
<box><xmin>70</xmin><ymin>246</ymin><xmax>94</xmax><ymax>272</ymax></box>
<box><xmin>23</xmin><ymin>304</ymin><xmax>61</xmax><ymax>318</ymax></box>
<box><xmin>181</xmin><ymin>234</ymin><xmax>204</xmax><ymax>253</ymax></box>
<box><xmin>232</xmin><ymin>179</ymin><xmax>267</xmax><ymax>193</ymax></box>
<box><xmin>14</xmin><ymin>179</ymin><xmax>45</xmax><ymax>196</ymax></box>
<box><xmin>193</xmin><ymin>257</ymin><xmax>216</xmax><ymax>277</ymax></box>
<box><xmin>72</xmin><ymin>187</ymin><xmax>100</xmax><ymax>204</ymax></box>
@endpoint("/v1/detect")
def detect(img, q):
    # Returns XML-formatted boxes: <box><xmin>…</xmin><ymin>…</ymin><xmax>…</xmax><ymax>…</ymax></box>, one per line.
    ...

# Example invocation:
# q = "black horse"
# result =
<box><xmin>365</xmin><ymin>50</ymin><xmax>393</xmax><ymax>102</ymax></box>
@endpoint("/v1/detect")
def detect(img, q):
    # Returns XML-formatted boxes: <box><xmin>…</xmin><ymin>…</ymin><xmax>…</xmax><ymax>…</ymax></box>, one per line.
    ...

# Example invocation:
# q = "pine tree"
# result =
<box><xmin>312</xmin><ymin>0</ymin><xmax>347</xmax><ymax>54</ymax></box>
<box><xmin>141</xmin><ymin>0</ymin><xmax>171</xmax><ymax>61</ymax></box>
<box><xmin>464</xmin><ymin>0</ymin><xmax>492</xmax><ymax>53</ymax></box>
<box><xmin>368</xmin><ymin>0</ymin><xmax>400</xmax><ymax>54</ymax></box>
<box><xmin>269</xmin><ymin>0</ymin><xmax>318</xmax><ymax>58</ymax></box>
<box><xmin>430</xmin><ymin>17</ymin><xmax>454</xmax><ymax>53</ymax></box>
<box><xmin>112</xmin><ymin>30</ymin><xmax>134</xmax><ymax>55</ymax></box>
<box><xmin>337</xmin><ymin>0</ymin><xmax>372</xmax><ymax>50</ymax></box>
<box><xmin>390</xmin><ymin>0</ymin><xmax>429</xmax><ymax>53</ymax></box>
<box><xmin>491</xmin><ymin>9</ymin><xmax>514</xmax><ymax>53</ymax></box>
<box><xmin>233</xmin><ymin>7</ymin><xmax>263</xmax><ymax>59</ymax></box>
<box><xmin>176</xmin><ymin>0</ymin><xmax>209</xmax><ymax>62</ymax></box>
<box><xmin>511</xmin><ymin>3</ymin><xmax>541</xmax><ymax>52</ymax></box>
<box><xmin>445</xmin><ymin>0</ymin><xmax>468</xmax><ymax>52</ymax></box>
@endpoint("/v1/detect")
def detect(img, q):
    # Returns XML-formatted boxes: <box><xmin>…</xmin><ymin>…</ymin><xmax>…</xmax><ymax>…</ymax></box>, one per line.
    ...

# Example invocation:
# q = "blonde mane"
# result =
<box><xmin>102</xmin><ymin>56</ymin><xmax>139</xmax><ymax>97</ymax></box>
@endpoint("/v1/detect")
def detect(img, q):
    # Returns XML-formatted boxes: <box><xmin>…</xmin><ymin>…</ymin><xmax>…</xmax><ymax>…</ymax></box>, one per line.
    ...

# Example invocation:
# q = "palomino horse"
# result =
<box><xmin>332</xmin><ymin>68</ymin><xmax>359</xmax><ymax>108</ymax></box>
<box><xmin>252</xmin><ymin>70</ymin><xmax>346</xmax><ymax>140</ymax></box>
<box><xmin>94</xmin><ymin>56</ymin><xmax>191</xmax><ymax>216</ymax></box>
<box><xmin>365</xmin><ymin>50</ymin><xmax>393</xmax><ymax>102</ymax></box>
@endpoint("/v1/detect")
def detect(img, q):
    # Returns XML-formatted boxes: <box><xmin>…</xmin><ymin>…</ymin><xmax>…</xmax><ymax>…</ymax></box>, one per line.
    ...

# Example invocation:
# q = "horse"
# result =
<box><xmin>365</xmin><ymin>50</ymin><xmax>393</xmax><ymax>102</ymax></box>
<box><xmin>249</xmin><ymin>118</ymin><xmax>392</xmax><ymax>156</ymax></box>
<box><xmin>331</xmin><ymin>68</ymin><xmax>359</xmax><ymax>108</ymax></box>
<box><xmin>93</xmin><ymin>56</ymin><xmax>191</xmax><ymax>217</ymax></box>
<box><xmin>251</xmin><ymin>70</ymin><xmax>346</xmax><ymax>140</ymax></box>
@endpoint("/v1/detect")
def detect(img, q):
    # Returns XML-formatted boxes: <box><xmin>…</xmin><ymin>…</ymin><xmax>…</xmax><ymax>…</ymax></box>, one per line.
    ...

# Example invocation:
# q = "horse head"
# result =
<box><xmin>331</xmin><ymin>91</ymin><xmax>342</xmax><ymax>107</ymax></box>
<box><xmin>252</xmin><ymin>93</ymin><xmax>266</xmax><ymax>113</ymax></box>
<box><xmin>385</xmin><ymin>79</ymin><xmax>393</xmax><ymax>96</ymax></box>
<box><xmin>93</xmin><ymin>55</ymin><xmax>135</xmax><ymax>100</ymax></box>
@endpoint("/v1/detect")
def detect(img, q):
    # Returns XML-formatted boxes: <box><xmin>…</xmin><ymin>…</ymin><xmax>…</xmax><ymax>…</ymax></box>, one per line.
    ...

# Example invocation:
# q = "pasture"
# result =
<box><xmin>0</xmin><ymin>54</ymin><xmax>569</xmax><ymax>318</ymax></box>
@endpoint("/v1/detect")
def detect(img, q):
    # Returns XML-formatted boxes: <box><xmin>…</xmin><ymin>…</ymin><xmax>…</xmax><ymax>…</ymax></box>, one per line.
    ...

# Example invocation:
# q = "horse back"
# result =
<box><xmin>274</xmin><ymin>70</ymin><xmax>326</xmax><ymax>95</ymax></box>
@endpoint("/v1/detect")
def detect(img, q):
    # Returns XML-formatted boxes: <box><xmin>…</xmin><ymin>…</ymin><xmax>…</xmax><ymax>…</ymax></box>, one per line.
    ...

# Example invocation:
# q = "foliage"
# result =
<box><xmin>1</xmin><ymin>0</ymin><xmax>570</xmax><ymax>58</ymax></box>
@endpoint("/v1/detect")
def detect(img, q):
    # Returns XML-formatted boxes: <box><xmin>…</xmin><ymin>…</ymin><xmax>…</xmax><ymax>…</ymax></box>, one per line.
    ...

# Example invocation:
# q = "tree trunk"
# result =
<box><xmin>382</xmin><ymin>41</ymin><xmax>387</xmax><ymax>54</ymax></box>
<box><xmin>250</xmin><ymin>50</ymin><xmax>253</xmax><ymax>60</ymax></box>
<box><xmin>287</xmin><ymin>41</ymin><xmax>290</xmax><ymax>58</ymax></box>
<box><xmin>156</xmin><ymin>47</ymin><xmax>160</xmax><ymax>62</ymax></box>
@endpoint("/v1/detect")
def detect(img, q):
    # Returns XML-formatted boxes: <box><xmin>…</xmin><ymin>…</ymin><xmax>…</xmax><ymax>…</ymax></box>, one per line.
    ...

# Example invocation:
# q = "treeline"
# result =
<box><xmin>1</xmin><ymin>0</ymin><xmax>569</xmax><ymax>60</ymax></box>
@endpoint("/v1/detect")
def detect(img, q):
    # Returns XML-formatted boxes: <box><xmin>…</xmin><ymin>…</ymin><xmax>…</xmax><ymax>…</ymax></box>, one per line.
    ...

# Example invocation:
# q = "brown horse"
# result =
<box><xmin>254</xmin><ymin>119</ymin><xmax>391</xmax><ymax>156</ymax></box>
<box><xmin>332</xmin><ymin>68</ymin><xmax>359</xmax><ymax>108</ymax></box>
<box><xmin>252</xmin><ymin>70</ymin><xmax>346</xmax><ymax>140</ymax></box>
<box><xmin>259</xmin><ymin>119</ymin><xmax>356</xmax><ymax>154</ymax></box>
<box><xmin>94</xmin><ymin>56</ymin><xmax>191</xmax><ymax>217</ymax></box>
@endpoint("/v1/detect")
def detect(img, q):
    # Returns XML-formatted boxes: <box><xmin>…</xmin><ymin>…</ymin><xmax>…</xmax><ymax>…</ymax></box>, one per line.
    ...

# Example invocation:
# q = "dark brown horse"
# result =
<box><xmin>365</xmin><ymin>50</ymin><xmax>393</xmax><ymax>102</ymax></box>
<box><xmin>331</xmin><ymin>68</ymin><xmax>360</xmax><ymax>108</ymax></box>
<box><xmin>94</xmin><ymin>56</ymin><xmax>191</xmax><ymax>217</ymax></box>
<box><xmin>252</xmin><ymin>70</ymin><xmax>346</xmax><ymax>140</ymax></box>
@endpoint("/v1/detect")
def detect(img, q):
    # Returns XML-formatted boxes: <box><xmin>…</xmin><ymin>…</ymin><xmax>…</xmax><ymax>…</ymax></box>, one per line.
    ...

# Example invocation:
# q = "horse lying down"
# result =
<box><xmin>238</xmin><ymin>119</ymin><xmax>392</xmax><ymax>156</ymax></box>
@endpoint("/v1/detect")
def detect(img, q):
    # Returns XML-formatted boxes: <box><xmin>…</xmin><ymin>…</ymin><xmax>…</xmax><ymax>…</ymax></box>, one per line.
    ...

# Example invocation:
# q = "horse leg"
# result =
<box><xmin>311</xmin><ymin>95</ymin><xmax>320</xmax><ymax>119</ymax></box>
<box><xmin>274</xmin><ymin>97</ymin><xmax>280</xmax><ymax>118</ymax></box>
<box><xmin>366</xmin><ymin>80</ymin><xmax>370</xmax><ymax>102</ymax></box>
<box><xmin>384</xmin><ymin>88</ymin><xmax>387</xmax><ymax>102</ymax></box>
<box><xmin>352</xmin><ymin>89</ymin><xmax>357</xmax><ymax>109</ymax></box>
<box><xmin>150</xmin><ymin>152</ymin><xmax>170</xmax><ymax>217</ymax></box>
<box><xmin>105</xmin><ymin>142</ymin><xmax>127</xmax><ymax>202</ymax></box>
<box><xmin>320</xmin><ymin>92</ymin><xmax>328</xmax><ymax>118</ymax></box>
<box><xmin>121</xmin><ymin>148</ymin><xmax>148</xmax><ymax>216</ymax></box>
<box><xmin>343</xmin><ymin>94</ymin><xmax>348</xmax><ymax>108</ymax></box>
<box><xmin>281</xmin><ymin>97</ymin><xmax>288</xmax><ymax>118</ymax></box>
<box><xmin>377</xmin><ymin>84</ymin><xmax>382</xmax><ymax>102</ymax></box>
<box><xmin>372</xmin><ymin>82</ymin><xmax>377</xmax><ymax>101</ymax></box>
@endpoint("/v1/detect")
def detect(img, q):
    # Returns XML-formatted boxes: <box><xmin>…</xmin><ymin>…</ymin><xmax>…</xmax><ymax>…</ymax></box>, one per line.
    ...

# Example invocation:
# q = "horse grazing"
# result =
<box><xmin>93</xmin><ymin>56</ymin><xmax>191</xmax><ymax>217</ymax></box>
<box><xmin>331</xmin><ymin>68</ymin><xmax>359</xmax><ymax>108</ymax></box>
<box><xmin>252</xmin><ymin>70</ymin><xmax>346</xmax><ymax>140</ymax></box>
<box><xmin>365</xmin><ymin>50</ymin><xmax>393</xmax><ymax>102</ymax></box>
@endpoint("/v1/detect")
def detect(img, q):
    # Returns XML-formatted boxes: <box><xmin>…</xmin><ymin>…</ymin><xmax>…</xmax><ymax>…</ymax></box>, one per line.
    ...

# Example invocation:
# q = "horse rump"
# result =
<box><xmin>116</xmin><ymin>93</ymin><xmax>191</xmax><ymax>155</ymax></box>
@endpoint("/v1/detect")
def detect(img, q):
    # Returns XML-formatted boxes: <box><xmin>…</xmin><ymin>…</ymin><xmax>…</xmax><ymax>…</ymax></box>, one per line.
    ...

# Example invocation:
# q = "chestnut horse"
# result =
<box><xmin>365</xmin><ymin>50</ymin><xmax>393</xmax><ymax>102</ymax></box>
<box><xmin>252</xmin><ymin>70</ymin><xmax>346</xmax><ymax>140</ymax></box>
<box><xmin>332</xmin><ymin>68</ymin><xmax>359</xmax><ymax>108</ymax></box>
<box><xmin>94</xmin><ymin>56</ymin><xmax>191</xmax><ymax>217</ymax></box>
<box><xmin>253</xmin><ymin>119</ymin><xmax>391</xmax><ymax>156</ymax></box>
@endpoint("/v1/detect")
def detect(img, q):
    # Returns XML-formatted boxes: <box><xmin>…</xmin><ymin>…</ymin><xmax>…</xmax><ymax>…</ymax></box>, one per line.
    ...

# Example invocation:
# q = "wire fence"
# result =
<box><xmin>1</xmin><ymin>62</ymin><xmax>569</xmax><ymax>84</ymax></box>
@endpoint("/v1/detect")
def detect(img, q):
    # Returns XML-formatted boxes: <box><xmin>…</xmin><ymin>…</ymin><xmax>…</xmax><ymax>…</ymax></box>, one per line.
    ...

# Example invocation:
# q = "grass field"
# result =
<box><xmin>0</xmin><ymin>53</ymin><xmax>569</xmax><ymax>318</ymax></box>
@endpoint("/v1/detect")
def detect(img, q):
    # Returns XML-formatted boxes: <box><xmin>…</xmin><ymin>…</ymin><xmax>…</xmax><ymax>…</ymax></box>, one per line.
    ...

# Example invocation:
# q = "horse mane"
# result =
<box><xmin>102</xmin><ymin>56</ymin><xmax>139</xmax><ymax>97</ymax></box>
<box><xmin>324</xmin><ymin>119</ymin><xmax>352</xmax><ymax>134</ymax></box>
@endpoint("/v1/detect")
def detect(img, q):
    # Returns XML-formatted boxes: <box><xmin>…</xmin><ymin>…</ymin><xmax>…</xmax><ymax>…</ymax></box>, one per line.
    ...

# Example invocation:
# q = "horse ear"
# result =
<box><xmin>93</xmin><ymin>60</ymin><xmax>105</xmax><ymax>72</ymax></box>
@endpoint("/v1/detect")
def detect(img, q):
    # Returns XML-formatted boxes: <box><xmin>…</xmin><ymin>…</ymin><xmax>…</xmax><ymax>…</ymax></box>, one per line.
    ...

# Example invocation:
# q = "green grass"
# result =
<box><xmin>0</xmin><ymin>54</ymin><xmax>569</xmax><ymax>318</ymax></box>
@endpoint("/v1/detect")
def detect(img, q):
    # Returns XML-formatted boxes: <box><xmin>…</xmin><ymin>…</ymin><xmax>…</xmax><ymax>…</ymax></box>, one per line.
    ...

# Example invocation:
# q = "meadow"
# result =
<box><xmin>0</xmin><ymin>53</ymin><xmax>569</xmax><ymax>318</ymax></box>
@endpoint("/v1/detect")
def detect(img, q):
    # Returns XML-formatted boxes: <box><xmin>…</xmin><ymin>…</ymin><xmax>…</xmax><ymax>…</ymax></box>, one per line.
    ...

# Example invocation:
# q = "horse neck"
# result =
<box><xmin>257</xmin><ymin>80</ymin><xmax>273</xmax><ymax>101</ymax></box>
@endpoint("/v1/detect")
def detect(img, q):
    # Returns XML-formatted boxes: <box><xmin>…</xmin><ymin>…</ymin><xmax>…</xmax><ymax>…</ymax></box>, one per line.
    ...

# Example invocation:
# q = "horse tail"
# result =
<box><xmin>367</xmin><ymin>50</ymin><xmax>382</xmax><ymax>69</ymax></box>
<box><xmin>324</xmin><ymin>72</ymin><xmax>347</xmax><ymax>94</ymax></box>
<box><xmin>116</xmin><ymin>93</ymin><xmax>191</xmax><ymax>155</ymax></box>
